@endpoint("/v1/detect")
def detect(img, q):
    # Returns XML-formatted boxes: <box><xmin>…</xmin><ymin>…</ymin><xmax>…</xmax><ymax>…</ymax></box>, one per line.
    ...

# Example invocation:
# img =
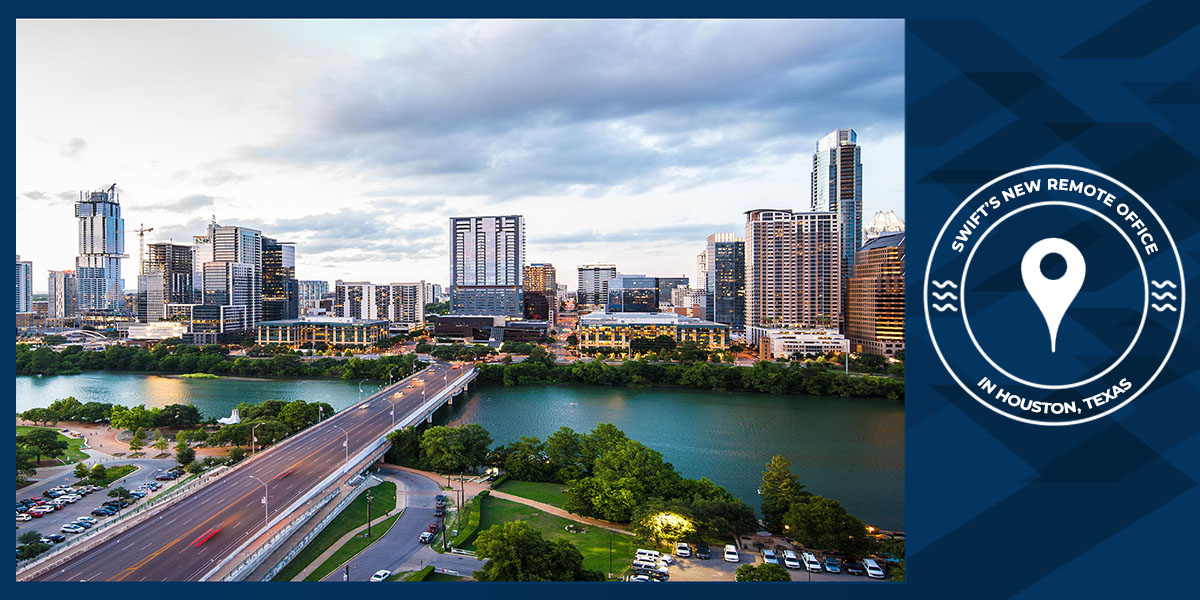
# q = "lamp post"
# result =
<box><xmin>608</xmin><ymin>529</ymin><xmax>614</xmax><ymax>580</ymax></box>
<box><xmin>365</xmin><ymin>489</ymin><xmax>373</xmax><ymax>537</ymax></box>
<box><xmin>248</xmin><ymin>474</ymin><xmax>268</xmax><ymax>526</ymax></box>
<box><xmin>251</xmin><ymin>423</ymin><xmax>262</xmax><ymax>456</ymax></box>
<box><xmin>358</xmin><ymin>378</ymin><xmax>369</xmax><ymax>404</ymax></box>
<box><xmin>332</xmin><ymin>424</ymin><xmax>349</xmax><ymax>463</ymax></box>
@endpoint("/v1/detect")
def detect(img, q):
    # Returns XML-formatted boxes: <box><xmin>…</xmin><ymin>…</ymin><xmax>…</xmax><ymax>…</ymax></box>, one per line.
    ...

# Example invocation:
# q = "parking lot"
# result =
<box><xmin>627</xmin><ymin>544</ymin><xmax>891</xmax><ymax>582</ymax></box>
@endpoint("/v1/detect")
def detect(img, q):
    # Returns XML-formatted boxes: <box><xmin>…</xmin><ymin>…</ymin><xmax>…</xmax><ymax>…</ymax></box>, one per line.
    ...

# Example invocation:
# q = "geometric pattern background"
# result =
<box><xmin>905</xmin><ymin>3</ymin><xmax>1199</xmax><ymax>597</ymax></box>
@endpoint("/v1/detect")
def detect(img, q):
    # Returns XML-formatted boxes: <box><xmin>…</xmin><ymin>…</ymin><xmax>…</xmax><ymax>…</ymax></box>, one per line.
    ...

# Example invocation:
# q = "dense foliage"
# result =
<box><xmin>15</xmin><ymin>343</ymin><xmax>424</xmax><ymax>381</ymax></box>
<box><xmin>735</xmin><ymin>563</ymin><xmax>792</xmax><ymax>582</ymax></box>
<box><xmin>471</xmin><ymin>521</ymin><xmax>606</xmax><ymax>582</ymax></box>
<box><xmin>479</xmin><ymin>356</ymin><xmax>904</xmax><ymax>400</ymax></box>
<box><xmin>414</xmin><ymin>342</ymin><xmax>496</xmax><ymax>362</ymax></box>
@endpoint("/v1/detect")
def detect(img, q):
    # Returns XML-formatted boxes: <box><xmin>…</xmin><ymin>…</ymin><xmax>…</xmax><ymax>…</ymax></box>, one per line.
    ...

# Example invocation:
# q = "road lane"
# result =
<box><xmin>28</xmin><ymin>362</ymin><xmax>468</xmax><ymax>581</ymax></box>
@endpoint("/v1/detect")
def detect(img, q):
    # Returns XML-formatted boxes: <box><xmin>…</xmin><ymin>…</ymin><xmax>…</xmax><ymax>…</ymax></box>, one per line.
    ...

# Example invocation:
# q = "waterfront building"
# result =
<box><xmin>811</xmin><ymin>129</ymin><xmax>863</xmax><ymax>331</ymax></box>
<box><xmin>865</xmin><ymin>210</ymin><xmax>905</xmax><ymax>241</ymax></box>
<box><xmin>606</xmin><ymin>274</ymin><xmax>658</xmax><ymax>313</ymax></box>
<box><xmin>137</xmin><ymin>242</ymin><xmax>194</xmax><ymax>322</ymax></box>
<box><xmin>847</xmin><ymin>232</ymin><xmax>905</xmax><ymax>357</ymax></box>
<box><xmin>47</xmin><ymin>270</ymin><xmax>79</xmax><ymax>320</ymax></box>
<box><xmin>256</xmin><ymin>316</ymin><xmax>388</xmax><ymax>348</ymax></box>
<box><xmin>577</xmin><ymin>310</ymin><xmax>729</xmax><ymax>352</ymax></box>
<box><xmin>15</xmin><ymin>255</ymin><xmax>33</xmax><ymax>313</ymax></box>
<box><xmin>449</xmin><ymin>215</ymin><xmax>525</xmax><ymax>317</ymax></box>
<box><xmin>744</xmin><ymin>209</ymin><xmax>840</xmax><ymax>344</ymax></box>
<box><xmin>333</xmin><ymin>280</ymin><xmax>426</xmax><ymax>328</ymax></box>
<box><xmin>297</xmin><ymin>280</ymin><xmax>329</xmax><ymax>311</ymax></box>
<box><xmin>576</xmin><ymin>263</ymin><xmax>617</xmax><ymax>311</ymax></box>
<box><xmin>434</xmin><ymin>314</ymin><xmax>548</xmax><ymax>344</ymax></box>
<box><xmin>705</xmin><ymin>233</ymin><xmax>745</xmax><ymax>330</ymax></box>
<box><xmin>165</xmin><ymin>303</ymin><xmax>249</xmax><ymax>345</ymax></box>
<box><xmin>126</xmin><ymin>321</ymin><xmax>189</xmax><ymax>341</ymax></box>
<box><xmin>757</xmin><ymin>328</ymin><xmax>850</xmax><ymax>359</ymax></box>
<box><xmin>262</xmin><ymin>237</ymin><xmax>299</xmax><ymax>322</ymax></box>
<box><xmin>75</xmin><ymin>185</ymin><xmax>126</xmax><ymax>313</ymax></box>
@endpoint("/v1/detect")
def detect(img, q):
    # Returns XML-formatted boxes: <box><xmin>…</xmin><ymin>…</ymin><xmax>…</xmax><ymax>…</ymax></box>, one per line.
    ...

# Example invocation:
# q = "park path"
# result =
<box><xmin>289</xmin><ymin>474</ymin><xmax>409</xmax><ymax>581</ymax></box>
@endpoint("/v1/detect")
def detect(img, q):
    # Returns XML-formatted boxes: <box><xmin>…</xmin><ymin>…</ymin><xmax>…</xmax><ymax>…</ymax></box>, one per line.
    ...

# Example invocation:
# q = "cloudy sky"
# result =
<box><xmin>16</xmin><ymin>19</ymin><xmax>904</xmax><ymax>292</ymax></box>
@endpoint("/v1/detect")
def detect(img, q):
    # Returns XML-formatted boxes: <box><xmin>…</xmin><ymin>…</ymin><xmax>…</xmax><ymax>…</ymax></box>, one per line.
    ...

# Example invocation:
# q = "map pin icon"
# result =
<box><xmin>1020</xmin><ymin>238</ymin><xmax>1086</xmax><ymax>353</ymax></box>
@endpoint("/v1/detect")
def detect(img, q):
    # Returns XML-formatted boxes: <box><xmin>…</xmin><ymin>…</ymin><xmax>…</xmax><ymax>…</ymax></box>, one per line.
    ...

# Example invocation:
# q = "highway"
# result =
<box><xmin>28</xmin><ymin>361</ymin><xmax>469</xmax><ymax>582</ymax></box>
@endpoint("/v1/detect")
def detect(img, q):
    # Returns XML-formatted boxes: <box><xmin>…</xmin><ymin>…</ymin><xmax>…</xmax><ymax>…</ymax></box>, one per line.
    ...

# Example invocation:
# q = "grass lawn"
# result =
<box><xmin>80</xmin><ymin>464</ymin><xmax>137</xmax><ymax>487</ymax></box>
<box><xmin>271</xmin><ymin>481</ymin><xmax>398</xmax><ymax>581</ymax></box>
<box><xmin>16</xmin><ymin>426</ymin><xmax>89</xmax><ymax>464</ymax></box>
<box><xmin>305</xmin><ymin>513</ymin><xmax>401</xmax><ymax>581</ymax></box>
<box><xmin>494</xmin><ymin>480</ymin><xmax>568</xmax><ymax>509</ymax></box>
<box><xmin>464</xmin><ymin>495</ymin><xmax>637</xmax><ymax>579</ymax></box>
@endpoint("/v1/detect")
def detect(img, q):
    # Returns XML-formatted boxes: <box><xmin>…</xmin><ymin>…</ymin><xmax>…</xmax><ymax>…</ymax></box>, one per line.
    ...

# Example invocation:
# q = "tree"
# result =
<box><xmin>155</xmin><ymin>404</ymin><xmax>202</xmax><ymax>428</ymax></box>
<box><xmin>184</xmin><ymin>461</ymin><xmax>204</xmax><ymax>474</ymax></box>
<box><xmin>127</xmin><ymin>429</ymin><xmax>144</xmax><ymax>452</ymax></box>
<box><xmin>760</xmin><ymin>455</ymin><xmax>806</xmax><ymax>533</ymax></box>
<box><xmin>420</xmin><ymin>425</ymin><xmax>468</xmax><ymax>482</ymax></box>
<box><xmin>90</xmin><ymin>463</ymin><xmax>108</xmax><ymax>483</ymax></box>
<box><xmin>108</xmin><ymin>486</ymin><xmax>131</xmax><ymax>499</ymax></box>
<box><xmin>735</xmin><ymin>563</ymin><xmax>791</xmax><ymax>582</ymax></box>
<box><xmin>110</xmin><ymin>405</ymin><xmax>159</xmax><ymax>432</ymax></box>
<box><xmin>472</xmin><ymin>521</ymin><xmax>605</xmax><ymax>581</ymax></box>
<box><xmin>18</xmin><ymin>428</ymin><xmax>69</xmax><ymax>463</ymax></box>
<box><xmin>74</xmin><ymin>462</ymin><xmax>91</xmax><ymax>479</ymax></box>
<box><xmin>227</xmin><ymin>446</ymin><xmax>247</xmax><ymax>463</ymax></box>
<box><xmin>176</xmin><ymin>445</ymin><xmax>196</xmax><ymax>467</ymax></box>
<box><xmin>18</xmin><ymin>531</ymin><xmax>44</xmax><ymax>545</ymax></box>
<box><xmin>385</xmin><ymin>427</ymin><xmax>421</xmax><ymax>467</ymax></box>
<box><xmin>17</xmin><ymin>445</ymin><xmax>39</xmax><ymax>483</ymax></box>
<box><xmin>153</xmin><ymin>432</ymin><xmax>169</xmax><ymax>454</ymax></box>
<box><xmin>566</xmin><ymin>334</ymin><xmax>579</xmax><ymax>347</ymax></box>
<box><xmin>879</xmin><ymin>538</ymin><xmax>905</xmax><ymax>581</ymax></box>
<box><xmin>630</xmin><ymin>502</ymin><xmax>696</xmax><ymax>547</ymax></box>
<box><xmin>781</xmin><ymin>495</ymin><xmax>872</xmax><ymax>558</ymax></box>
<box><xmin>17</xmin><ymin>541</ymin><xmax>49</xmax><ymax>560</ymax></box>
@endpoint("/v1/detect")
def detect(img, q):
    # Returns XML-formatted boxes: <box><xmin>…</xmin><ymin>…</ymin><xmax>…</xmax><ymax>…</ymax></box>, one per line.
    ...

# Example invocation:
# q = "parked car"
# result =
<box><xmin>802</xmin><ymin>552</ymin><xmax>822</xmax><ymax>573</ymax></box>
<box><xmin>783</xmin><ymin>550</ymin><xmax>802</xmax><ymax>570</ymax></box>
<box><xmin>427</xmin><ymin>523</ymin><xmax>440</xmax><ymax>534</ymax></box>
<box><xmin>91</xmin><ymin>508</ymin><xmax>114</xmax><ymax>516</ymax></box>
<box><xmin>631</xmin><ymin>568</ymin><xmax>668</xmax><ymax>581</ymax></box>
<box><xmin>823</xmin><ymin>556</ymin><xmax>841</xmax><ymax>573</ymax></box>
<box><xmin>844</xmin><ymin>560</ymin><xmax>866</xmax><ymax>576</ymax></box>
<box><xmin>630</xmin><ymin>560</ymin><xmax>669</xmax><ymax>575</ymax></box>
<box><xmin>723</xmin><ymin>544</ymin><xmax>740</xmax><ymax>563</ymax></box>
<box><xmin>60</xmin><ymin>524</ymin><xmax>85</xmax><ymax>534</ymax></box>
<box><xmin>628</xmin><ymin>575</ymin><xmax>654</xmax><ymax>582</ymax></box>
<box><xmin>418</xmin><ymin>531</ymin><xmax>434</xmax><ymax>544</ymax></box>
<box><xmin>72</xmin><ymin>520</ymin><xmax>93</xmax><ymax>529</ymax></box>
<box><xmin>675</xmin><ymin>542</ymin><xmax>691</xmax><ymax>558</ymax></box>
<box><xmin>636</xmin><ymin>548</ymin><xmax>672</xmax><ymax>565</ymax></box>
<box><xmin>761</xmin><ymin>549</ymin><xmax>779</xmax><ymax>564</ymax></box>
<box><xmin>695</xmin><ymin>541</ymin><xmax>711</xmax><ymax>559</ymax></box>
<box><xmin>43</xmin><ymin>534</ymin><xmax>66</xmax><ymax>544</ymax></box>
<box><xmin>433</xmin><ymin>508</ymin><xmax>444</xmax><ymax>518</ymax></box>
<box><xmin>369</xmin><ymin>569</ymin><xmax>391</xmax><ymax>582</ymax></box>
<box><xmin>863</xmin><ymin>558</ymin><xmax>886</xmax><ymax>579</ymax></box>
<box><xmin>16</xmin><ymin>513</ymin><xmax>32</xmax><ymax>522</ymax></box>
<box><xmin>76</xmin><ymin>516</ymin><xmax>96</xmax><ymax>524</ymax></box>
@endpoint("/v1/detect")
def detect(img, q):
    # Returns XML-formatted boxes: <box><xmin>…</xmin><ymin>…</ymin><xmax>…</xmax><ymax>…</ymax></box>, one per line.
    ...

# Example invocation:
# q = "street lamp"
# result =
<box><xmin>248</xmin><ymin>474</ymin><xmax>268</xmax><ymax>526</ymax></box>
<box><xmin>251</xmin><ymin>423</ymin><xmax>263</xmax><ymax>456</ymax></box>
<box><xmin>332</xmin><ymin>424</ymin><xmax>349</xmax><ymax>463</ymax></box>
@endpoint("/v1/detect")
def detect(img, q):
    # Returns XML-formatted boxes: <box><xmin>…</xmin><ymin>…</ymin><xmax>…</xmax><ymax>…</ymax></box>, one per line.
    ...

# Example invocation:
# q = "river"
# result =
<box><xmin>15</xmin><ymin>372</ymin><xmax>904</xmax><ymax>529</ymax></box>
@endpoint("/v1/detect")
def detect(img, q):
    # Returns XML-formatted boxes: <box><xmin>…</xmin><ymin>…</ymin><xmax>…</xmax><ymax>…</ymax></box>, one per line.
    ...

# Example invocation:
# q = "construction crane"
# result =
<box><xmin>117</xmin><ymin>224</ymin><xmax>155</xmax><ymax>273</ymax></box>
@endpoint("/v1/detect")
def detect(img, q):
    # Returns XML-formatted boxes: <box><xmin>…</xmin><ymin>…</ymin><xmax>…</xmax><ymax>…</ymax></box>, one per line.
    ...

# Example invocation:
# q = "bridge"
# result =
<box><xmin>17</xmin><ymin>361</ymin><xmax>478</xmax><ymax>582</ymax></box>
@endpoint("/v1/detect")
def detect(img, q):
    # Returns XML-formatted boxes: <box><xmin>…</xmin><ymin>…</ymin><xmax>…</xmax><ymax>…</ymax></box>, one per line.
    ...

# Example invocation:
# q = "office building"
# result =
<box><xmin>744</xmin><ymin>209</ymin><xmax>840</xmax><ymax>344</ymax></box>
<box><xmin>705</xmin><ymin>233</ymin><xmax>745</xmax><ymax>330</ymax></box>
<box><xmin>864</xmin><ymin>210</ymin><xmax>905</xmax><ymax>241</ymax></box>
<box><xmin>695</xmin><ymin>251</ymin><xmax>708</xmax><ymax>292</ymax></box>
<box><xmin>333</xmin><ymin>280</ymin><xmax>426</xmax><ymax>328</ymax></box>
<box><xmin>256</xmin><ymin>316</ymin><xmax>388</xmax><ymax>349</ymax></box>
<box><xmin>48</xmin><ymin>270</ymin><xmax>79</xmax><ymax>320</ymax></box>
<box><xmin>656</xmin><ymin>277</ymin><xmax>688</xmax><ymax>307</ymax></box>
<box><xmin>577</xmin><ymin>263</ymin><xmax>617</xmax><ymax>310</ymax></box>
<box><xmin>75</xmin><ymin>184</ymin><xmax>126</xmax><ymax>313</ymax></box>
<box><xmin>137</xmin><ymin>242</ymin><xmax>194</xmax><ymax>322</ymax></box>
<box><xmin>423</xmin><ymin>282</ymin><xmax>444</xmax><ymax>304</ymax></box>
<box><xmin>183</xmin><ymin>221</ymin><xmax>263</xmax><ymax>336</ymax></box>
<box><xmin>297</xmin><ymin>280</ymin><xmax>329</xmax><ymax>311</ymax></box>
<box><xmin>15</xmin><ymin>255</ymin><xmax>33</xmax><ymax>313</ymax></box>
<box><xmin>811</xmin><ymin>129</ymin><xmax>863</xmax><ymax>331</ymax></box>
<box><xmin>578</xmin><ymin>311</ymin><xmax>729</xmax><ymax>352</ymax></box>
<box><xmin>758</xmin><ymin>329</ymin><xmax>850</xmax><ymax>359</ymax></box>
<box><xmin>449</xmin><ymin>215</ymin><xmax>525</xmax><ymax>317</ymax></box>
<box><xmin>523</xmin><ymin>263</ymin><xmax>558</xmax><ymax>324</ymax></box>
<box><xmin>847</xmin><ymin>232</ymin><xmax>905</xmax><ymax>357</ymax></box>
<box><xmin>262</xmin><ymin>237</ymin><xmax>299</xmax><ymax>322</ymax></box>
<box><xmin>434</xmin><ymin>315</ymin><xmax>548</xmax><ymax>344</ymax></box>
<box><xmin>165</xmin><ymin>303</ymin><xmax>249</xmax><ymax>345</ymax></box>
<box><xmin>606</xmin><ymin>274</ymin><xmax>658</xmax><ymax>313</ymax></box>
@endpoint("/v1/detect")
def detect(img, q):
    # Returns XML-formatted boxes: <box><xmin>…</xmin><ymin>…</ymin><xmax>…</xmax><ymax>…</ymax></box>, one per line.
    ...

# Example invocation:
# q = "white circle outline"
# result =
<box><xmin>960</xmin><ymin>201</ymin><xmax>1148</xmax><ymax>390</ymax></box>
<box><xmin>924</xmin><ymin>164</ymin><xmax>1186</xmax><ymax>426</ymax></box>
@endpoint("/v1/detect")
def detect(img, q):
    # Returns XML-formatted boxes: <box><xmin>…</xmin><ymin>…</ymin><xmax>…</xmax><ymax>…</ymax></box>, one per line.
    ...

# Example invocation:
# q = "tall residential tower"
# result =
<box><xmin>449</xmin><ymin>215</ymin><xmax>525</xmax><ymax>317</ymax></box>
<box><xmin>744</xmin><ymin>209</ymin><xmax>840</xmax><ymax>343</ymax></box>
<box><xmin>75</xmin><ymin>184</ymin><xmax>125</xmax><ymax>313</ymax></box>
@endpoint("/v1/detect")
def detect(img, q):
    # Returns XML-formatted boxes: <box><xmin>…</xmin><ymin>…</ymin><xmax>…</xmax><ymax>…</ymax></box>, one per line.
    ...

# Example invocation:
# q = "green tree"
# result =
<box><xmin>108</xmin><ymin>486</ymin><xmax>131</xmax><ymax>499</ymax></box>
<box><xmin>385</xmin><ymin>427</ymin><xmax>421</xmax><ymax>467</ymax></box>
<box><xmin>127</xmin><ymin>428</ymin><xmax>144</xmax><ymax>452</ymax></box>
<box><xmin>153</xmin><ymin>432</ymin><xmax>169</xmax><ymax>454</ymax></box>
<box><xmin>780</xmin><ymin>495</ymin><xmax>872</xmax><ymax>558</ymax></box>
<box><xmin>630</xmin><ymin>502</ymin><xmax>697</xmax><ymax>547</ymax></box>
<box><xmin>421</xmin><ymin>426</ymin><xmax>467</xmax><ymax>483</ymax></box>
<box><xmin>735</xmin><ymin>563</ymin><xmax>791</xmax><ymax>582</ymax></box>
<box><xmin>17</xmin><ymin>445</ymin><xmax>40</xmax><ymax>483</ymax></box>
<box><xmin>472</xmin><ymin>521</ymin><xmax>605</xmax><ymax>582</ymax></box>
<box><xmin>17</xmin><ymin>541</ymin><xmax>49</xmax><ymax>560</ymax></box>
<box><xmin>18</xmin><ymin>531</ymin><xmax>44</xmax><ymax>545</ymax></box>
<box><xmin>227</xmin><ymin>446</ymin><xmax>247</xmax><ymax>463</ymax></box>
<box><xmin>176</xmin><ymin>445</ymin><xmax>196</xmax><ymax>467</ymax></box>
<box><xmin>760</xmin><ymin>455</ymin><xmax>806</xmax><ymax>533</ymax></box>
<box><xmin>90</xmin><ymin>463</ymin><xmax>108</xmax><ymax>483</ymax></box>
<box><xmin>18</xmin><ymin>428</ymin><xmax>69</xmax><ymax>463</ymax></box>
<box><xmin>879</xmin><ymin>538</ymin><xmax>905</xmax><ymax>581</ymax></box>
<box><xmin>74</xmin><ymin>462</ymin><xmax>91</xmax><ymax>479</ymax></box>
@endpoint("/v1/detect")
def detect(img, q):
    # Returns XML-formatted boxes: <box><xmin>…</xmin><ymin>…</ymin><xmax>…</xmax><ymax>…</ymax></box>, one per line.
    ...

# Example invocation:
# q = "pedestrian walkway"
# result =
<box><xmin>289</xmin><ymin>475</ymin><xmax>409</xmax><ymax>581</ymax></box>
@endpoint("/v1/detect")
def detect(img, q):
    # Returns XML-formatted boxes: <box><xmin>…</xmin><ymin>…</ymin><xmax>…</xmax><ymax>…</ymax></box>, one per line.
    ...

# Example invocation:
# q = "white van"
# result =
<box><xmin>801</xmin><ymin>551</ymin><xmax>822</xmax><ymax>572</ymax></box>
<box><xmin>782</xmin><ymin>550</ymin><xmax>802</xmax><ymax>570</ymax></box>
<box><xmin>863</xmin><ymin>558</ymin><xmax>886</xmax><ymax>579</ymax></box>
<box><xmin>636</xmin><ymin>548</ymin><xmax>673</xmax><ymax>565</ymax></box>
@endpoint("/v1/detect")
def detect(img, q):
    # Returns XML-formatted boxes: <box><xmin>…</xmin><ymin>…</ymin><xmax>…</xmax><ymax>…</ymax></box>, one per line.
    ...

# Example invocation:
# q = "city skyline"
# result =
<box><xmin>16</xmin><ymin>19</ymin><xmax>904</xmax><ymax>290</ymax></box>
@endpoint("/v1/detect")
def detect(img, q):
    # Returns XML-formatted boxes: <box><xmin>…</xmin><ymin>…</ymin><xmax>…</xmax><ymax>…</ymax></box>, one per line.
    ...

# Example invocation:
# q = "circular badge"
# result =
<box><xmin>924</xmin><ymin>165</ymin><xmax>1185</xmax><ymax>425</ymax></box>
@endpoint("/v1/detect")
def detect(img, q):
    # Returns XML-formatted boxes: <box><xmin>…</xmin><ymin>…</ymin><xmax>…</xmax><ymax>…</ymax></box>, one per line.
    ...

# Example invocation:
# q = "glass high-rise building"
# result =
<box><xmin>811</xmin><ymin>128</ymin><xmax>862</xmax><ymax>332</ymax></box>
<box><xmin>705</xmin><ymin>233</ymin><xmax>745</xmax><ymax>330</ymax></box>
<box><xmin>74</xmin><ymin>184</ymin><xmax>125</xmax><ymax>313</ymax></box>
<box><xmin>298</xmin><ymin>280</ymin><xmax>329</xmax><ymax>311</ymax></box>
<box><xmin>744</xmin><ymin>209</ymin><xmax>840</xmax><ymax>343</ymax></box>
<box><xmin>847</xmin><ymin>232</ymin><xmax>905</xmax><ymax>357</ymax></box>
<box><xmin>262</xmin><ymin>237</ymin><xmax>298</xmax><ymax>322</ymax></box>
<box><xmin>15</xmin><ymin>255</ymin><xmax>33</xmax><ymax>313</ymax></box>
<box><xmin>449</xmin><ymin>215</ymin><xmax>525</xmax><ymax>317</ymax></box>
<box><xmin>138</xmin><ymin>243</ymin><xmax>194</xmax><ymax>322</ymax></box>
<box><xmin>48</xmin><ymin>270</ymin><xmax>78</xmax><ymax>320</ymax></box>
<box><xmin>606</xmin><ymin>274</ymin><xmax>659</xmax><ymax>313</ymax></box>
<box><xmin>577</xmin><ymin>263</ymin><xmax>617</xmax><ymax>309</ymax></box>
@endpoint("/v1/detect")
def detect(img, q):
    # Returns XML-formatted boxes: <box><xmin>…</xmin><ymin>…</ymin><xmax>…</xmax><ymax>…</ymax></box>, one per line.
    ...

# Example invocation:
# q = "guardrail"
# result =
<box><xmin>255</xmin><ymin>476</ymin><xmax>374</xmax><ymax>582</ymax></box>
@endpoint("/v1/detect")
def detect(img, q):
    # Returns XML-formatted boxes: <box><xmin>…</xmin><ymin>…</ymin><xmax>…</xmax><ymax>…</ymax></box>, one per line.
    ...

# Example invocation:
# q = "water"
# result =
<box><xmin>15</xmin><ymin>373</ymin><xmax>904</xmax><ymax>529</ymax></box>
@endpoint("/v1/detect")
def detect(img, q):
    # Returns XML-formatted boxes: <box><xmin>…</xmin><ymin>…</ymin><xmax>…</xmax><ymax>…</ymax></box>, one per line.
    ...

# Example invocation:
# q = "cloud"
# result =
<box><xmin>21</xmin><ymin>191</ymin><xmax>47</xmax><ymax>200</ymax></box>
<box><xmin>200</xmin><ymin>170</ymin><xmax>247</xmax><ymax>186</ymax></box>
<box><xmin>536</xmin><ymin>222</ymin><xmax>736</xmax><ymax>245</ymax></box>
<box><xmin>147</xmin><ymin>194</ymin><xmax>218</xmax><ymax>212</ymax></box>
<box><xmin>60</xmin><ymin>137</ymin><xmax>87</xmax><ymax>157</ymax></box>
<box><xmin>252</xmin><ymin>19</ymin><xmax>904</xmax><ymax>198</ymax></box>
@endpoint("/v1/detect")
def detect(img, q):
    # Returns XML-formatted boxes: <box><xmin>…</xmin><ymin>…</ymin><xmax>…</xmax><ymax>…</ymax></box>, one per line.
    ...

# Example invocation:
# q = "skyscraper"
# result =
<box><xmin>523</xmin><ymin>263</ymin><xmax>558</xmax><ymax>324</ymax></box>
<box><xmin>864</xmin><ymin>210</ymin><xmax>905</xmax><ymax>241</ymax></box>
<box><xmin>138</xmin><ymin>242</ymin><xmax>194</xmax><ymax>322</ymax></box>
<box><xmin>48</xmin><ymin>270</ymin><xmax>78</xmax><ymax>320</ymax></box>
<box><xmin>577</xmin><ymin>263</ymin><xmax>617</xmax><ymax>310</ymax></box>
<box><xmin>262</xmin><ymin>237</ymin><xmax>298</xmax><ymax>322</ymax></box>
<box><xmin>811</xmin><ymin>129</ymin><xmax>862</xmax><ymax>332</ymax></box>
<box><xmin>847</xmin><ymin>232</ymin><xmax>905</xmax><ymax>357</ymax></box>
<box><xmin>705</xmin><ymin>233</ymin><xmax>745</xmax><ymax>330</ymax></box>
<box><xmin>744</xmin><ymin>209</ymin><xmax>840</xmax><ymax>343</ymax></box>
<box><xmin>75</xmin><ymin>184</ymin><xmax>125</xmax><ymax>313</ymax></box>
<box><xmin>15</xmin><ymin>255</ymin><xmax>33</xmax><ymax>313</ymax></box>
<box><xmin>449</xmin><ymin>215</ymin><xmax>525</xmax><ymax>317</ymax></box>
